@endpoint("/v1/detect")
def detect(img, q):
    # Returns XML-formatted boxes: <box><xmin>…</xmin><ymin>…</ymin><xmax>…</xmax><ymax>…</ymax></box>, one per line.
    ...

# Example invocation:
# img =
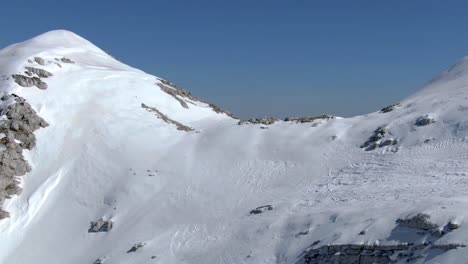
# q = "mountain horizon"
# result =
<box><xmin>2</xmin><ymin>30</ymin><xmax>468</xmax><ymax>264</ymax></box>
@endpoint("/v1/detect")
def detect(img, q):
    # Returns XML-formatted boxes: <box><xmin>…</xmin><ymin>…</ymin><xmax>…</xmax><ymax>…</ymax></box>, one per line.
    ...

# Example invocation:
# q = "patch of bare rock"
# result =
<box><xmin>238</xmin><ymin>115</ymin><xmax>335</xmax><ymax>126</ymax></box>
<box><xmin>156</xmin><ymin>78</ymin><xmax>239</xmax><ymax>119</ymax></box>
<box><xmin>141</xmin><ymin>103</ymin><xmax>193</xmax><ymax>131</ymax></box>
<box><xmin>0</xmin><ymin>94</ymin><xmax>48</xmax><ymax>219</ymax></box>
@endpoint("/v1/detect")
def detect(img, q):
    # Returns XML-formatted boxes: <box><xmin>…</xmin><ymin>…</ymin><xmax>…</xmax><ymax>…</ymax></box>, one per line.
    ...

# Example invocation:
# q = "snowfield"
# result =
<box><xmin>1</xmin><ymin>30</ymin><xmax>468</xmax><ymax>263</ymax></box>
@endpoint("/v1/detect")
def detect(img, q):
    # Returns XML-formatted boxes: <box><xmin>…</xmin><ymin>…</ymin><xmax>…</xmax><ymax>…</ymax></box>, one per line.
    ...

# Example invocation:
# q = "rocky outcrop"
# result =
<box><xmin>34</xmin><ymin>57</ymin><xmax>46</xmax><ymax>66</ymax></box>
<box><xmin>24</xmin><ymin>67</ymin><xmax>53</xmax><ymax>78</ymax></box>
<box><xmin>396</xmin><ymin>213</ymin><xmax>460</xmax><ymax>238</ymax></box>
<box><xmin>59</xmin><ymin>57</ymin><xmax>74</xmax><ymax>64</ymax></box>
<box><xmin>0</xmin><ymin>94</ymin><xmax>48</xmax><ymax>219</ymax></box>
<box><xmin>238</xmin><ymin>117</ymin><xmax>278</xmax><ymax>125</ymax></box>
<box><xmin>415</xmin><ymin>115</ymin><xmax>436</xmax><ymax>126</ymax></box>
<box><xmin>141</xmin><ymin>103</ymin><xmax>193</xmax><ymax>131</ymax></box>
<box><xmin>360</xmin><ymin>126</ymin><xmax>398</xmax><ymax>151</ymax></box>
<box><xmin>249</xmin><ymin>205</ymin><xmax>273</xmax><ymax>215</ymax></box>
<box><xmin>127</xmin><ymin>242</ymin><xmax>146</xmax><ymax>253</ymax></box>
<box><xmin>88</xmin><ymin>219</ymin><xmax>113</xmax><ymax>233</ymax></box>
<box><xmin>156</xmin><ymin>78</ymin><xmax>238</xmax><ymax>119</ymax></box>
<box><xmin>238</xmin><ymin>115</ymin><xmax>335</xmax><ymax>126</ymax></box>
<box><xmin>304</xmin><ymin>243</ymin><xmax>465</xmax><ymax>264</ymax></box>
<box><xmin>12</xmin><ymin>74</ymin><xmax>48</xmax><ymax>89</ymax></box>
<box><xmin>284</xmin><ymin>115</ymin><xmax>335</xmax><ymax>123</ymax></box>
<box><xmin>380</xmin><ymin>103</ymin><xmax>401</xmax><ymax>113</ymax></box>
<box><xmin>396</xmin><ymin>213</ymin><xmax>438</xmax><ymax>230</ymax></box>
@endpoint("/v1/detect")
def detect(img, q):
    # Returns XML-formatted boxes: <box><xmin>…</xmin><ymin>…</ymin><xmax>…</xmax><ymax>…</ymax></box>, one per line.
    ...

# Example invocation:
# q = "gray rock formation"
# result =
<box><xmin>380</xmin><ymin>103</ymin><xmax>401</xmax><ymax>113</ymax></box>
<box><xmin>396</xmin><ymin>213</ymin><xmax>438</xmax><ymax>230</ymax></box>
<box><xmin>141</xmin><ymin>103</ymin><xmax>193</xmax><ymax>131</ymax></box>
<box><xmin>304</xmin><ymin>243</ymin><xmax>465</xmax><ymax>264</ymax></box>
<box><xmin>59</xmin><ymin>57</ymin><xmax>75</xmax><ymax>64</ymax></box>
<box><xmin>24</xmin><ymin>67</ymin><xmax>53</xmax><ymax>78</ymax></box>
<box><xmin>127</xmin><ymin>242</ymin><xmax>146</xmax><ymax>253</ymax></box>
<box><xmin>249</xmin><ymin>205</ymin><xmax>273</xmax><ymax>215</ymax></box>
<box><xmin>12</xmin><ymin>74</ymin><xmax>48</xmax><ymax>90</ymax></box>
<box><xmin>415</xmin><ymin>115</ymin><xmax>436</xmax><ymax>126</ymax></box>
<box><xmin>156</xmin><ymin>78</ymin><xmax>238</xmax><ymax>119</ymax></box>
<box><xmin>238</xmin><ymin>117</ymin><xmax>279</xmax><ymax>126</ymax></box>
<box><xmin>284</xmin><ymin>115</ymin><xmax>335</xmax><ymax>123</ymax></box>
<box><xmin>360</xmin><ymin>126</ymin><xmax>396</xmax><ymax>151</ymax></box>
<box><xmin>0</xmin><ymin>94</ymin><xmax>48</xmax><ymax>219</ymax></box>
<box><xmin>88</xmin><ymin>219</ymin><xmax>113</xmax><ymax>233</ymax></box>
<box><xmin>93</xmin><ymin>258</ymin><xmax>105</xmax><ymax>264</ymax></box>
<box><xmin>34</xmin><ymin>57</ymin><xmax>46</xmax><ymax>66</ymax></box>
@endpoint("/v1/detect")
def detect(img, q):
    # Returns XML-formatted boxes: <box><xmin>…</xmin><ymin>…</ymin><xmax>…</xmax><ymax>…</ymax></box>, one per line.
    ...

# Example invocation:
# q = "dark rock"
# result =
<box><xmin>415</xmin><ymin>115</ymin><xmax>436</xmax><ymax>126</ymax></box>
<box><xmin>447</xmin><ymin>221</ymin><xmax>460</xmax><ymax>230</ymax></box>
<box><xmin>93</xmin><ymin>258</ymin><xmax>104</xmax><ymax>264</ymax></box>
<box><xmin>250</xmin><ymin>205</ymin><xmax>273</xmax><ymax>215</ymax></box>
<box><xmin>303</xmin><ymin>243</ymin><xmax>464</xmax><ymax>264</ymax></box>
<box><xmin>361</xmin><ymin>126</ymin><xmax>397</xmax><ymax>151</ymax></box>
<box><xmin>60</xmin><ymin>57</ymin><xmax>75</xmax><ymax>63</ymax></box>
<box><xmin>127</xmin><ymin>242</ymin><xmax>146</xmax><ymax>253</ymax></box>
<box><xmin>379</xmin><ymin>139</ymin><xmax>398</xmax><ymax>147</ymax></box>
<box><xmin>396</xmin><ymin>213</ymin><xmax>438</xmax><ymax>230</ymax></box>
<box><xmin>284</xmin><ymin>115</ymin><xmax>335</xmax><ymax>123</ymax></box>
<box><xmin>238</xmin><ymin>117</ymin><xmax>278</xmax><ymax>126</ymax></box>
<box><xmin>88</xmin><ymin>219</ymin><xmax>113</xmax><ymax>233</ymax></box>
<box><xmin>380</xmin><ymin>103</ymin><xmax>401</xmax><ymax>113</ymax></box>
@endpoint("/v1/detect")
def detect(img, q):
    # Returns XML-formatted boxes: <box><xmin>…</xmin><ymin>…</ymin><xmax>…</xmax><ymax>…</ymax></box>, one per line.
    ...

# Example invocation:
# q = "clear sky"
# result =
<box><xmin>2</xmin><ymin>0</ymin><xmax>468</xmax><ymax>118</ymax></box>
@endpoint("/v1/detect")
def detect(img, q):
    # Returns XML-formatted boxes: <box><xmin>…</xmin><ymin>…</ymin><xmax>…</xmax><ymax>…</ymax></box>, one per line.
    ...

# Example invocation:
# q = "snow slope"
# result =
<box><xmin>1</xmin><ymin>30</ymin><xmax>468</xmax><ymax>263</ymax></box>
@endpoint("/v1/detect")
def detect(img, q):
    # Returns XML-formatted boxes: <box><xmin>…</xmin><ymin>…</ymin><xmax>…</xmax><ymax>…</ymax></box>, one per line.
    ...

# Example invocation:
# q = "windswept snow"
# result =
<box><xmin>1</xmin><ymin>30</ymin><xmax>468</xmax><ymax>263</ymax></box>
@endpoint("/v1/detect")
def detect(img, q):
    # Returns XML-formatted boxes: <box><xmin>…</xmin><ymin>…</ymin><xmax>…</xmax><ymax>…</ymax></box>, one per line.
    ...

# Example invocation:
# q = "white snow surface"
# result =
<box><xmin>1</xmin><ymin>30</ymin><xmax>468</xmax><ymax>263</ymax></box>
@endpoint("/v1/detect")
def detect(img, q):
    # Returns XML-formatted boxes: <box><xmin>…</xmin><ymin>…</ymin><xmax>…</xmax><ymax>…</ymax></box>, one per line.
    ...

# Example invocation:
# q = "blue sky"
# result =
<box><xmin>2</xmin><ymin>1</ymin><xmax>468</xmax><ymax>118</ymax></box>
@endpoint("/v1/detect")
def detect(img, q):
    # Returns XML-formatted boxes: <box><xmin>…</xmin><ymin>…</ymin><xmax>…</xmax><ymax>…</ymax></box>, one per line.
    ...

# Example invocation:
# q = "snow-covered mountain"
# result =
<box><xmin>1</xmin><ymin>30</ymin><xmax>468</xmax><ymax>264</ymax></box>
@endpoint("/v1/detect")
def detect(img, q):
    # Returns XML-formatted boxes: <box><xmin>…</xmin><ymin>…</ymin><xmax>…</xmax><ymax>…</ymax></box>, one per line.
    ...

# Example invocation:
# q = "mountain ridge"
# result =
<box><xmin>1</xmin><ymin>30</ymin><xmax>468</xmax><ymax>264</ymax></box>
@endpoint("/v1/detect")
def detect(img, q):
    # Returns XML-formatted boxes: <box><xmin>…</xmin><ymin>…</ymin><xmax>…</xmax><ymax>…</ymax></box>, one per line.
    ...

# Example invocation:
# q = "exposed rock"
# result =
<box><xmin>250</xmin><ymin>205</ymin><xmax>273</xmax><ymax>215</ymax></box>
<box><xmin>0</xmin><ymin>94</ymin><xmax>48</xmax><ymax>219</ymax></box>
<box><xmin>284</xmin><ymin>115</ymin><xmax>335</xmax><ymax>123</ymax></box>
<box><xmin>34</xmin><ymin>57</ymin><xmax>46</xmax><ymax>65</ymax></box>
<box><xmin>157</xmin><ymin>83</ymin><xmax>189</xmax><ymax>109</ymax></box>
<box><xmin>24</xmin><ymin>67</ymin><xmax>53</xmax><ymax>78</ymax></box>
<box><xmin>88</xmin><ymin>219</ymin><xmax>113</xmax><ymax>233</ymax></box>
<box><xmin>12</xmin><ymin>74</ymin><xmax>48</xmax><ymax>89</ymax></box>
<box><xmin>60</xmin><ymin>57</ymin><xmax>75</xmax><ymax>63</ymax></box>
<box><xmin>380</xmin><ymin>103</ymin><xmax>401</xmax><ymax>113</ymax></box>
<box><xmin>447</xmin><ymin>221</ymin><xmax>460</xmax><ymax>230</ymax></box>
<box><xmin>303</xmin><ymin>243</ymin><xmax>465</xmax><ymax>264</ymax></box>
<box><xmin>156</xmin><ymin>79</ymin><xmax>238</xmax><ymax>119</ymax></box>
<box><xmin>238</xmin><ymin>117</ymin><xmax>278</xmax><ymax>126</ymax></box>
<box><xmin>415</xmin><ymin>115</ymin><xmax>436</xmax><ymax>126</ymax></box>
<box><xmin>141</xmin><ymin>103</ymin><xmax>193</xmax><ymax>131</ymax></box>
<box><xmin>93</xmin><ymin>258</ymin><xmax>105</xmax><ymax>264</ymax></box>
<box><xmin>360</xmin><ymin>126</ymin><xmax>395</xmax><ymax>151</ymax></box>
<box><xmin>396</xmin><ymin>213</ymin><xmax>438</xmax><ymax>230</ymax></box>
<box><xmin>379</xmin><ymin>139</ymin><xmax>398</xmax><ymax>147</ymax></box>
<box><xmin>127</xmin><ymin>242</ymin><xmax>146</xmax><ymax>253</ymax></box>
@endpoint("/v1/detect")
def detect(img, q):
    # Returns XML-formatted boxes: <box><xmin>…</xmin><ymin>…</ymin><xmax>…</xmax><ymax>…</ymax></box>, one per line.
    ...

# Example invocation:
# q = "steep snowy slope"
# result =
<box><xmin>1</xmin><ymin>30</ymin><xmax>468</xmax><ymax>264</ymax></box>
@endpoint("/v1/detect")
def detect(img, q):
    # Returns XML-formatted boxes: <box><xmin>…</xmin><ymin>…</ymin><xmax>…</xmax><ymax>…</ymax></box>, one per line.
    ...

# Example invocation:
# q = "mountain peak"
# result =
<box><xmin>26</xmin><ymin>30</ymin><xmax>97</xmax><ymax>49</ymax></box>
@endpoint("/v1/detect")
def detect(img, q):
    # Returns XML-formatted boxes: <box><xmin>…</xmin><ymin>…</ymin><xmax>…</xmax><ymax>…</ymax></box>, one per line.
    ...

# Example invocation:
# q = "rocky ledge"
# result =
<box><xmin>304</xmin><ymin>243</ymin><xmax>465</xmax><ymax>264</ymax></box>
<box><xmin>156</xmin><ymin>78</ymin><xmax>239</xmax><ymax>119</ymax></box>
<box><xmin>0</xmin><ymin>94</ymin><xmax>48</xmax><ymax>219</ymax></box>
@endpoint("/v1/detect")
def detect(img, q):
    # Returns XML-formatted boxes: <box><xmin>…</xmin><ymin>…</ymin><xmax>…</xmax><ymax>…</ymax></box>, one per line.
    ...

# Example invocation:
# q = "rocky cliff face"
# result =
<box><xmin>0</xmin><ymin>94</ymin><xmax>48</xmax><ymax>218</ymax></box>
